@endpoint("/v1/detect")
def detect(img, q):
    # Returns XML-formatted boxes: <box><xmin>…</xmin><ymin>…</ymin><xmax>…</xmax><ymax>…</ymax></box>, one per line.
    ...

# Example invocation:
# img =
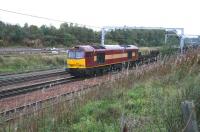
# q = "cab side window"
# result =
<box><xmin>97</xmin><ymin>53</ymin><xmax>105</xmax><ymax>64</ymax></box>
<box><xmin>128</xmin><ymin>51</ymin><xmax>132</xmax><ymax>59</ymax></box>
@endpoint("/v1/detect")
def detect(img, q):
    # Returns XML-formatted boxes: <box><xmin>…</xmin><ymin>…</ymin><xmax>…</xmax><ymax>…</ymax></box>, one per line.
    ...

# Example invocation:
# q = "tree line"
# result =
<box><xmin>0</xmin><ymin>21</ymin><xmax>179</xmax><ymax>48</ymax></box>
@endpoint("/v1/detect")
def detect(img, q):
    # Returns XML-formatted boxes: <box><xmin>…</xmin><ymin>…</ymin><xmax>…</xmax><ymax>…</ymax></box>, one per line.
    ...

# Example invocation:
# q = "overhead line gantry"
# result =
<box><xmin>101</xmin><ymin>26</ymin><xmax>185</xmax><ymax>53</ymax></box>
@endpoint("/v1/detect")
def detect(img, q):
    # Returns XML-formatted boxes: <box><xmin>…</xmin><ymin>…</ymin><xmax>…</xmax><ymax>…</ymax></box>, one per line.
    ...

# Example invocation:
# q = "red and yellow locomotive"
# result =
<box><xmin>66</xmin><ymin>45</ymin><xmax>139</xmax><ymax>76</ymax></box>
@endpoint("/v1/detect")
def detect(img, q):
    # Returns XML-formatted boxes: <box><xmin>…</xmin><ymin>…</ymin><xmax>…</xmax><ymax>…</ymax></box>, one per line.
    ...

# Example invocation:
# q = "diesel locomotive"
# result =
<box><xmin>66</xmin><ymin>45</ymin><xmax>159</xmax><ymax>76</ymax></box>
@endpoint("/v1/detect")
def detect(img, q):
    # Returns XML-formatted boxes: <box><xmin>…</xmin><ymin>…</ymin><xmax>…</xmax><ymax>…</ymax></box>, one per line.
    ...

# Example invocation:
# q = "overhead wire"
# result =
<box><xmin>0</xmin><ymin>8</ymin><xmax>101</xmax><ymax>29</ymax></box>
<box><xmin>0</xmin><ymin>8</ymin><xmax>102</xmax><ymax>42</ymax></box>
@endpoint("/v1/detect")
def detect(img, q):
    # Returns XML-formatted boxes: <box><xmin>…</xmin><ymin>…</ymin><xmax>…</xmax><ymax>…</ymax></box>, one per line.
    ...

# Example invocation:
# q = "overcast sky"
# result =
<box><xmin>0</xmin><ymin>0</ymin><xmax>199</xmax><ymax>34</ymax></box>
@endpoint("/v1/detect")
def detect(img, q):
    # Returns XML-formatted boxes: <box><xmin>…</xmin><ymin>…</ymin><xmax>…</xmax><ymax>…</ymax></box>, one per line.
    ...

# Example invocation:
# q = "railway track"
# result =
<box><xmin>0</xmin><ymin>82</ymin><xmax>99</xmax><ymax>123</ymax></box>
<box><xmin>0</xmin><ymin>67</ymin><xmax>65</xmax><ymax>77</ymax></box>
<box><xmin>0</xmin><ymin>66</ymin><xmax>65</xmax><ymax>76</ymax></box>
<box><xmin>0</xmin><ymin>75</ymin><xmax>78</xmax><ymax>99</ymax></box>
<box><xmin>0</xmin><ymin>68</ymin><xmax>67</xmax><ymax>87</ymax></box>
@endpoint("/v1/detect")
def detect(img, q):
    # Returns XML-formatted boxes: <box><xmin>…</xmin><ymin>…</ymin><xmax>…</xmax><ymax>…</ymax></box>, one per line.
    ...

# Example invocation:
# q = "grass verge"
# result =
<box><xmin>0</xmin><ymin>54</ymin><xmax>66</xmax><ymax>73</ymax></box>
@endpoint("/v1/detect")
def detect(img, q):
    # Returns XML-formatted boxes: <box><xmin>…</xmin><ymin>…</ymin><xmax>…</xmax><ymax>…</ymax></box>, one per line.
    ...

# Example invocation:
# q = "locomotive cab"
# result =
<box><xmin>66</xmin><ymin>45</ymin><xmax>96</xmax><ymax>76</ymax></box>
<box><xmin>67</xmin><ymin>49</ymin><xmax>86</xmax><ymax>69</ymax></box>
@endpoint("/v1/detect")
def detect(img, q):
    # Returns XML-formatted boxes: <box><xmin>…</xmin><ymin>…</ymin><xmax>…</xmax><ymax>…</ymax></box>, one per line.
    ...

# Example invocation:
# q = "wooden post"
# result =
<box><xmin>181</xmin><ymin>101</ymin><xmax>199</xmax><ymax>132</ymax></box>
<box><xmin>120</xmin><ymin>113</ymin><xmax>128</xmax><ymax>132</ymax></box>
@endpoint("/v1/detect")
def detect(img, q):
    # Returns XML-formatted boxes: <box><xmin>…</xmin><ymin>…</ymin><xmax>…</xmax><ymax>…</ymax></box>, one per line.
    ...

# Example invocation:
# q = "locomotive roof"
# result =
<box><xmin>72</xmin><ymin>45</ymin><xmax>138</xmax><ymax>52</ymax></box>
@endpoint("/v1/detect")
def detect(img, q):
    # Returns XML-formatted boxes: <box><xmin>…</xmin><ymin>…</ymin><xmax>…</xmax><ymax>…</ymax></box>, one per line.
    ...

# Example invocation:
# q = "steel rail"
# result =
<box><xmin>0</xmin><ymin>70</ymin><xmax>68</xmax><ymax>87</ymax></box>
<box><xmin>0</xmin><ymin>83</ymin><xmax>100</xmax><ymax>123</ymax></box>
<box><xmin>0</xmin><ymin>67</ymin><xmax>65</xmax><ymax>77</ymax></box>
<box><xmin>0</xmin><ymin>76</ymin><xmax>77</xmax><ymax>99</ymax></box>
